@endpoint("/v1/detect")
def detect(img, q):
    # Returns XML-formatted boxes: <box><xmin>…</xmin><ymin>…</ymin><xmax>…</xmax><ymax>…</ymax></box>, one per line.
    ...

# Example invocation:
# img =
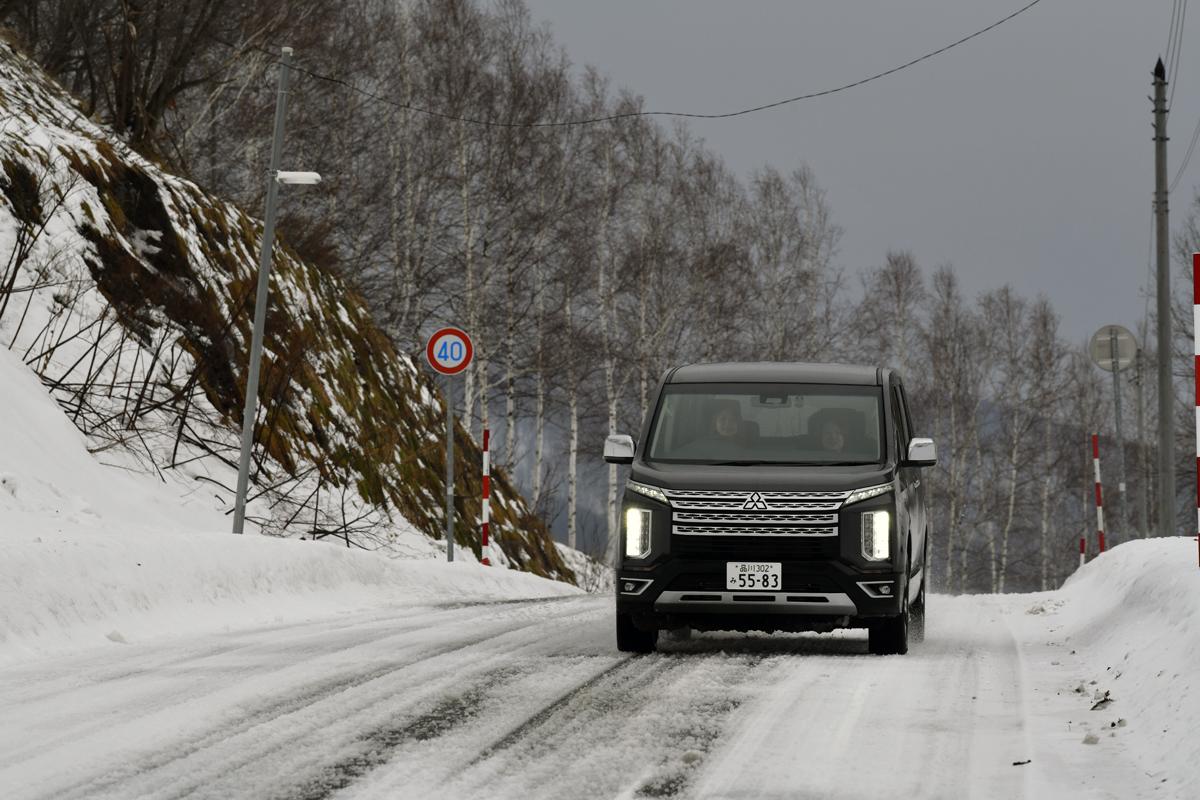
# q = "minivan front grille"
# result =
<box><xmin>671</xmin><ymin>536</ymin><xmax>837</xmax><ymax>560</ymax></box>
<box><xmin>664</xmin><ymin>489</ymin><xmax>849</xmax><ymax>538</ymax></box>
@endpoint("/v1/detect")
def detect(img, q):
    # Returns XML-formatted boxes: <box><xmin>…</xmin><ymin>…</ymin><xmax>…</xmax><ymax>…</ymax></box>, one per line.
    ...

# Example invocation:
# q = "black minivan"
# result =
<box><xmin>604</xmin><ymin>362</ymin><xmax>936</xmax><ymax>655</ymax></box>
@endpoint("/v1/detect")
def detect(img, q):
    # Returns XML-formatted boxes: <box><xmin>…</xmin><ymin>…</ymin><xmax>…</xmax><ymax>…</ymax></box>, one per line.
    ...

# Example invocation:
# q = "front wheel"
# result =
<box><xmin>616</xmin><ymin>612</ymin><xmax>658</xmax><ymax>653</ymax></box>
<box><xmin>868</xmin><ymin>595</ymin><xmax>909</xmax><ymax>656</ymax></box>
<box><xmin>910</xmin><ymin>577</ymin><xmax>926</xmax><ymax>644</ymax></box>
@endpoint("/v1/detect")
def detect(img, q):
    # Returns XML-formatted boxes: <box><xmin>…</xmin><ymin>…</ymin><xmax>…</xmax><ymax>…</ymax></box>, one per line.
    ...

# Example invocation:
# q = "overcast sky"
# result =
<box><xmin>523</xmin><ymin>0</ymin><xmax>1190</xmax><ymax>345</ymax></box>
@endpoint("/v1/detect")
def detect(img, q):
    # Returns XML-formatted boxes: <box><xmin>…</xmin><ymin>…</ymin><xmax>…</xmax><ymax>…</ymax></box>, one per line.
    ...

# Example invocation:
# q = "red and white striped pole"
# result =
<box><xmin>1193</xmin><ymin>253</ymin><xmax>1200</xmax><ymax>567</ymax></box>
<box><xmin>1093</xmin><ymin>433</ymin><xmax>1107</xmax><ymax>556</ymax></box>
<box><xmin>481</xmin><ymin>428</ymin><xmax>491</xmax><ymax>566</ymax></box>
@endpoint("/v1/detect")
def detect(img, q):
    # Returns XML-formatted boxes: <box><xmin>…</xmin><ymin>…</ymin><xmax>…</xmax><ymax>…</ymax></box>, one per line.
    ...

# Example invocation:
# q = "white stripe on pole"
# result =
<box><xmin>481</xmin><ymin>429</ymin><xmax>491</xmax><ymax>566</ymax></box>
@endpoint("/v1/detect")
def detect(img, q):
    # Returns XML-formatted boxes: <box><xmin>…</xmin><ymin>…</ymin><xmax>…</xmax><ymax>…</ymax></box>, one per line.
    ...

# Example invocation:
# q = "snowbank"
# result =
<box><xmin>0</xmin><ymin>342</ymin><xmax>578</xmax><ymax>665</ymax></box>
<box><xmin>0</xmin><ymin>527</ymin><xmax>579</xmax><ymax>664</ymax></box>
<box><xmin>1008</xmin><ymin>537</ymin><xmax>1200</xmax><ymax>797</ymax></box>
<box><xmin>1057</xmin><ymin>539</ymin><xmax>1200</xmax><ymax>783</ymax></box>
<box><xmin>555</xmin><ymin>542</ymin><xmax>615</xmax><ymax>593</ymax></box>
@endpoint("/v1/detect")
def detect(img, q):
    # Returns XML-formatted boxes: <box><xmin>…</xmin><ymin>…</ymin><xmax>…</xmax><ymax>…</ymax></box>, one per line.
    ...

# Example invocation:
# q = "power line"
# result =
<box><xmin>1166</xmin><ymin>0</ymin><xmax>1181</xmax><ymax>74</ymax></box>
<box><xmin>1170</xmin><ymin>111</ymin><xmax>1200</xmax><ymax>193</ymax></box>
<box><xmin>1169</xmin><ymin>0</ymin><xmax>1188</xmax><ymax>109</ymax></box>
<box><xmin>248</xmin><ymin>0</ymin><xmax>1047</xmax><ymax>129</ymax></box>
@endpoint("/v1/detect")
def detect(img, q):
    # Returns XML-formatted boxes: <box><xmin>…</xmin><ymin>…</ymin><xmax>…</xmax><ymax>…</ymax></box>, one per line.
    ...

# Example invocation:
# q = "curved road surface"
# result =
<box><xmin>0</xmin><ymin>594</ymin><xmax>1142</xmax><ymax>799</ymax></box>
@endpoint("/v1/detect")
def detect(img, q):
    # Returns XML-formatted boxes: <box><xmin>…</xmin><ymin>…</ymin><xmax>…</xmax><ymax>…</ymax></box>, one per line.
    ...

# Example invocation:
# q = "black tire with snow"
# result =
<box><xmin>910</xmin><ymin>537</ymin><xmax>928</xmax><ymax>644</ymax></box>
<box><xmin>616</xmin><ymin>612</ymin><xmax>658</xmax><ymax>653</ymax></box>
<box><xmin>868</xmin><ymin>586</ymin><xmax>909</xmax><ymax>655</ymax></box>
<box><xmin>910</xmin><ymin>578</ymin><xmax>926</xmax><ymax>644</ymax></box>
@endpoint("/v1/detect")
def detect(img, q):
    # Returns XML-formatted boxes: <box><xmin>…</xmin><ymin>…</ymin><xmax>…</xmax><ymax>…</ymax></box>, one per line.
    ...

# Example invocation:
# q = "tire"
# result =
<box><xmin>910</xmin><ymin>577</ymin><xmax>926</xmax><ymax>644</ymax></box>
<box><xmin>910</xmin><ymin>537</ymin><xmax>928</xmax><ymax>644</ymax></box>
<box><xmin>868</xmin><ymin>593</ymin><xmax>909</xmax><ymax>656</ymax></box>
<box><xmin>616</xmin><ymin>612</ymin><xmax>658</xmax><ymax>653</ymax></box>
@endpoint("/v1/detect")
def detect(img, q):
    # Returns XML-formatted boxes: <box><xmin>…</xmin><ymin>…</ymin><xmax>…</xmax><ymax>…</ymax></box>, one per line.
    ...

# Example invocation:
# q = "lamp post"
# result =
<box><xmin>231</xmin><ymin>47</ymin><xmax>322</xmax><ymax>534</ymax></box>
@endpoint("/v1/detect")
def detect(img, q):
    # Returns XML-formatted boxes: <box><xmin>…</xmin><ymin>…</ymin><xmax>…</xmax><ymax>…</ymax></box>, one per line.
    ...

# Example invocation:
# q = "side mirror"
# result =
<box><xmin>905</xmin><ymin>437</ymin><xmax>937</xmax><ymax>468</ymax></box>
<box><xmin>604</xmin><ymin>434</ymin><xmax>636</xmax><ymax>465</ymax></box>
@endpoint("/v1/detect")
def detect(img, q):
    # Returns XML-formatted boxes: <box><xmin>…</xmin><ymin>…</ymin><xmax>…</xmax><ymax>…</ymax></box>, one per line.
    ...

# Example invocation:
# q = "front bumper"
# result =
<box><xmin>616</xmin><ymin>555</ymin><xmax>905</xmax><ymax>633</ymax></box>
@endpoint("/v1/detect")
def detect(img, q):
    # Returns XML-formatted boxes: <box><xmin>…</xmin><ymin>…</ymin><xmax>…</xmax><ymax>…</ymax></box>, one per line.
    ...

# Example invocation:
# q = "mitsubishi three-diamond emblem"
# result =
<box><xmin>742</xmin><ymin>492</ymin><xmax>770</xmax><ymax>511</ymax></box>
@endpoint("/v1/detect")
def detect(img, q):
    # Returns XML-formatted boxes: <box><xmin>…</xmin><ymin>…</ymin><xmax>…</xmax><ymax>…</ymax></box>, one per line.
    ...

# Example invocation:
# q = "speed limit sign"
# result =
<box><xmin>426</xmin><ymin>327</ymin><xmax>473</xmax><ymax>375</ymax></box>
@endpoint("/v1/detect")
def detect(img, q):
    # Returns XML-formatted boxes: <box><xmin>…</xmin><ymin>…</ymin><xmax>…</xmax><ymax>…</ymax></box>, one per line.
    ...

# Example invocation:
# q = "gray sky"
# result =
<box><xmin>523</xmin><ymin>0</ymin><xmax>1190</xmax><ymax>344</ymax></box>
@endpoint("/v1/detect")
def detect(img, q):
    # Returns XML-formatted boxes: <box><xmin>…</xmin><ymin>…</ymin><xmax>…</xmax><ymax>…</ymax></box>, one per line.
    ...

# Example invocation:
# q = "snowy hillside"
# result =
<box><xmin>0</xmin><ymin>343</ymin><xmax>578</xmax><ymax>664</ymax></box>
<box><xmin>0</xmin><ymin>41</ymin><xmax>570</xmax><ymax>579</ymax></box>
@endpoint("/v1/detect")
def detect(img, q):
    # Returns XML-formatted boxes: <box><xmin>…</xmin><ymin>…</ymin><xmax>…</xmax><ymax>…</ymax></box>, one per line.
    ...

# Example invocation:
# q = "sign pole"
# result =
<box><xmin>1093</xmin><ymin>433</ymin><xmax>1107</xmax><ymax>555</ymax></box>
<box><xmin>426</xmin><ymin>326</ymin><xmax>473</xmax><ymax>563</ymax></box>
<box><xmin>1135</xmin><ymin>348</ymin><xmax>1149</xmax><ymax>538</ymax></box>
<box><xmin>445</xmin><ymin>375</ymin><xmax>455</xmax><ymax>562</ymax></box>
<box><xmin>1109</xmin><ymin>329</ymin><xmax>1130</xmax><ymax>542</ymax></box>
<box><xmin>1089</xmin><ymin>324</ymin><xmax>1138</xmax><ymax>546</ymax></box>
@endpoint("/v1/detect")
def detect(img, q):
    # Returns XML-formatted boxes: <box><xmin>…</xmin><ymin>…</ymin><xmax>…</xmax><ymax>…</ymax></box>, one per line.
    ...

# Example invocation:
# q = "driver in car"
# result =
<box><xmin>817</xmin><ymin>418</ymin><xmax>847</xmax><ymax>453</ymax></box>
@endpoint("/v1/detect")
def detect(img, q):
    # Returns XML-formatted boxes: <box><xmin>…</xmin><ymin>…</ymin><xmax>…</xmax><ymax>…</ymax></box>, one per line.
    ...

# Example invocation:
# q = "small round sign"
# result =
<box><xmin>426</xmin><ymin>327</ymin><xmax>473</xmax><ymax>375</ymax></box>
<box><xmin>1089</xmin><ymin>324</ymin><xmax>1137</xmax><ymax>373</ymax></box>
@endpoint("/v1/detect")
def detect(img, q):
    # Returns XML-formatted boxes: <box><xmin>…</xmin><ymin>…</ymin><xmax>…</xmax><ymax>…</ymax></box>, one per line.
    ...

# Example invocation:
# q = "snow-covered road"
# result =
<box><xmin>1</xmin><ymin>590</ymin><xmax>1161</xmax><ymax>800</ymax></box>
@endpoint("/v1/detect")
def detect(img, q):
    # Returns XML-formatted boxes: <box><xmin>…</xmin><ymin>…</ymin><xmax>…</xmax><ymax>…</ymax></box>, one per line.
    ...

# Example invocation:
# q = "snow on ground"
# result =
<box><xmin>1003</xmin><ymin>537</ymin><xmax>1200</xmax><ymax>798</ymax></box>
<box><xmin>1</xmin><ymin>536</ymin><xmax>1196</xmax><ymax>799</ymax></box>
<box><xmin>0</xmin><ymin>344</ymin><xmax>577</xmax><ymax>665</ymax></box>
<box><xmin>4</xmin><ymin>334</ymin><xmax>1199</xmax><ymax>797</ymax></box>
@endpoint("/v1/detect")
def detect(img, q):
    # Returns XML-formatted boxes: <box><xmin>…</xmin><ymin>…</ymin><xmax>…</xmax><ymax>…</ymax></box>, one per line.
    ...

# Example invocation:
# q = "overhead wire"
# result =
<box><xmin>1170</xmin><ymin>0</ymin><xmax>1200</xmax><ymax>193</ymax></box>
<box><xmin>229</xmin><ymin>0</ymin><xmax>1048</xmax><ymax>129</ymax></box>
<box><xmin>1171</xmin><ymin>0</ymin><xmax>1180</xmax><ymax>62</ymax></box>
<box><xmin>1169</xmin><ymin>0</ymin><xmax>1188</xmax><ymax>109</ymax></box>
<box><xmin>1166</xmin><ymin>0</ymin><xmax>1181</xmax><ymax>77</ymax></box>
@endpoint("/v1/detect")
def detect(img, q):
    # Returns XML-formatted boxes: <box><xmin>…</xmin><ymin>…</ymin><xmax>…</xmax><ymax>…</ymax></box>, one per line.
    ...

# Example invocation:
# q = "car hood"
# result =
<box><xmin>629</xmin><ymin>461</ymin><xmax>894</xmax><ymax>493</ymax></box>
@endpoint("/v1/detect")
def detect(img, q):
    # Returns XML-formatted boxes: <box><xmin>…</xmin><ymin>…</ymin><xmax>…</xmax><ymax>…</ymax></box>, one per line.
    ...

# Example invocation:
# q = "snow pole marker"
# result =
<box><xmin>1193</xmin><ymin>253</ymin><xmax>1200</xmax><ymax>567</ymax></box>
<box><xmin>1093</xmin><ymin>433</ymin><xmax>1106</xmax><ymax>555</ymax></box>
<box><xmin>481</xmin><ymin>428</ymin><xmax>491</xmax><ymax>566</ymax></box>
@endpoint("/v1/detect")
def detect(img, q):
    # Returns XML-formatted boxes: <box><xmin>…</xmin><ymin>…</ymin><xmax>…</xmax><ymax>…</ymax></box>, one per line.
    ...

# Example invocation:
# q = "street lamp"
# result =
<box><xmin>231</xmin><ymin>47</ymin><xmax>322</xmax><ymax>535</ymax></box>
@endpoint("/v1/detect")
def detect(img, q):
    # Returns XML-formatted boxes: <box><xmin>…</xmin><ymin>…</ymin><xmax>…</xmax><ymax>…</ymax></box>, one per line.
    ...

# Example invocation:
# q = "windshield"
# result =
<box><xmin>646</xmin><ymin>383</ymin><xmax>885</xmax><ymax>465</ymax></box>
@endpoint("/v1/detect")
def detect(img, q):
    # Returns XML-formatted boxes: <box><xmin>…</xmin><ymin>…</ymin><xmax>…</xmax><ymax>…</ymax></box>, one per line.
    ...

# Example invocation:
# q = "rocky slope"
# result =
<box><xmin>0</xmin><ymin>39</ymin><xmax>572</xmax><ymax>581</ymax></box>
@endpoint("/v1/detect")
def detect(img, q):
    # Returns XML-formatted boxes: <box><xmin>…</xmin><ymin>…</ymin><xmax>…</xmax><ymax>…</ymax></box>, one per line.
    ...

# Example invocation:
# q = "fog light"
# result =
<box><xmin>624</xmin><ymin>508</ymin><xmax>652</xmax><ymax>559</ymax></box>
<box><xmin>861</xmin><ymin>510</ymin><xmax>890</xmax><ymax>561</ymax></box>
<box><xmin>880</xmin><ymin>584</ymin><xmax>892</xmax><ymax>595</ymax></box>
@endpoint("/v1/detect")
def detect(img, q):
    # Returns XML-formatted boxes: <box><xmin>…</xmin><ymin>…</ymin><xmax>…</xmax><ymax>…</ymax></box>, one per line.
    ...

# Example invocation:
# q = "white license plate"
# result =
<box><xmin>726</xmin><ymin>562</ymin><xmax>782</xmax><ymax>591</ymax></box>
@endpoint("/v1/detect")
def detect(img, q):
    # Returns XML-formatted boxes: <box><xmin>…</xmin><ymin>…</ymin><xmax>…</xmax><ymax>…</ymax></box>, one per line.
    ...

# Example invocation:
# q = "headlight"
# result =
<box><xmin>627</xmin><ymin>480</ymin><xmax>669</xmax><ymax>505</ymax></box>
<box><xmin>845</xmin><ymin>483</ymin><xmax>891</xmax><ymax>506</ymax></box>
<box><xmin>861</xmin><ymin>510</ymin><xmax>890</xmax><ymax>561</ymax></box>
<box><xmin>624</xmin><ymin>508</ymin><xmax>652</xmax><ymax>559</ymax></box>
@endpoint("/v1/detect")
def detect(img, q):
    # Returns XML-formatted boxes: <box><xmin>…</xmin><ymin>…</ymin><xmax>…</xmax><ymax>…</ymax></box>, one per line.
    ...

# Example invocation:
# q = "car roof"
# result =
<box><xmin>668</xmin><ymin>362</ymin><xmax>884</xmax><ymax>386</ymax></box>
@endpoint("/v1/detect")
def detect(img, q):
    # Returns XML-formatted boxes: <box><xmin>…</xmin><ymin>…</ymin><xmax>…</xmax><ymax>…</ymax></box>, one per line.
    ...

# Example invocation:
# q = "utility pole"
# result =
<box><xmin>1135</xmin><ymin>348</ymin><xmax>1149</xmax><ymax>537</ymax></box>
<box><xmin>1154</xmin><ymin>57</ymin><xmax>1176</xmax><ymax>539</ymax></box>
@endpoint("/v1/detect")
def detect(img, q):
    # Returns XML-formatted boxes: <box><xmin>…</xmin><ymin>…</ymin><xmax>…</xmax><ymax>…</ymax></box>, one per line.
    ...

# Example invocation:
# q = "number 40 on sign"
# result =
<box><xmin>426</xmin><ymin>327</ymin><xmax>473</xmax><ymax>375</ymax></box>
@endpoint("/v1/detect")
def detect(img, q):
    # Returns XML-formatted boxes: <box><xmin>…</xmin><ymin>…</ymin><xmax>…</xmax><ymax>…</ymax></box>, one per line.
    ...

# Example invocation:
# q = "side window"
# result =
<box><xmin>891</xmin><ymin>384</ymin><xmax>911</xmax><ymax>457</ymax></box>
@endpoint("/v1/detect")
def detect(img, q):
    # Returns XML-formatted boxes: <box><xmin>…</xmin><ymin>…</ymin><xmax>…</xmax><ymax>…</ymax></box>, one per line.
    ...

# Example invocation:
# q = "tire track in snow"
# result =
<box><xmin>469</xmin><ymin>654</ymin><xmax>641</xmax><ymax>763</ymax></box>
<box><xmin>38</xmin><ymin>599</ymin><xmax>601</xmax><ymax>800</ymax></box>
<box><xmin>5</xmin><ymin>597</ymin><xmax>578</xmax><ymax>709</ymax></box>
<box><xmin>371</xmin><ymin>651</ymin><xmax>769</xmax><ymax>800</ymax></box>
